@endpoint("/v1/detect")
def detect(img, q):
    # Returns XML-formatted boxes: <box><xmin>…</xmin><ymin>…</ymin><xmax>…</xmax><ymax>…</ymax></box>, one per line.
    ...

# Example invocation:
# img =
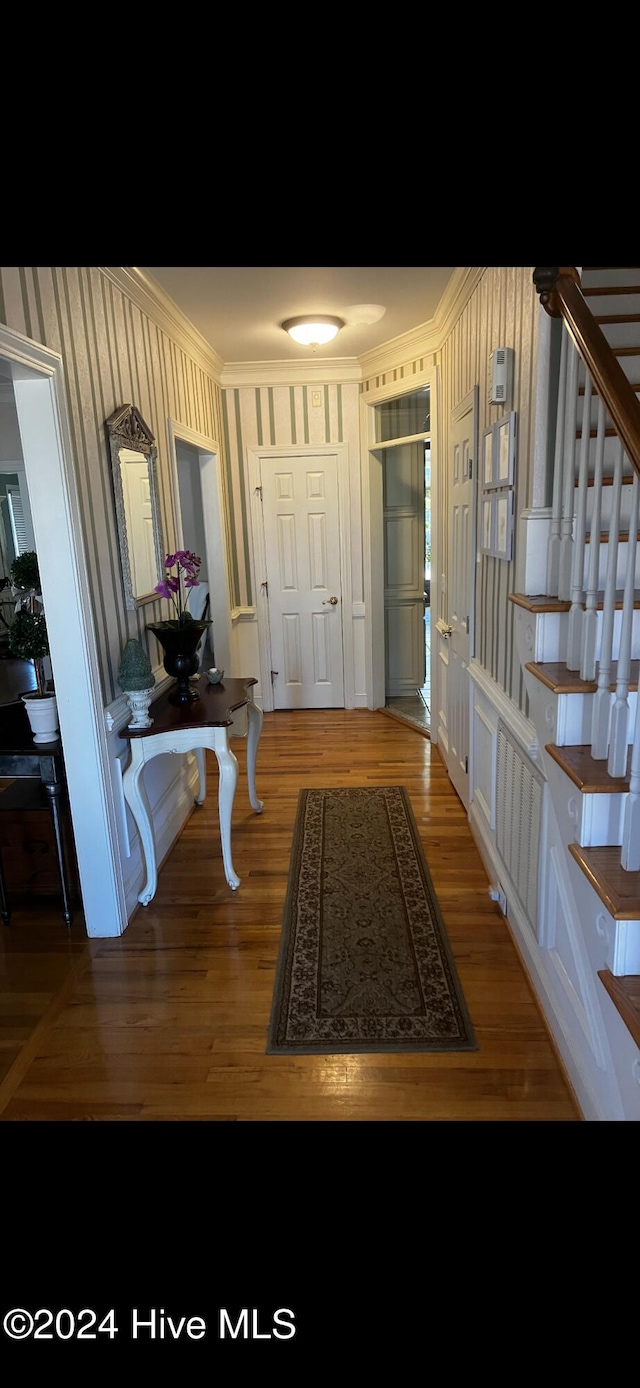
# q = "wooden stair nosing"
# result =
<box><xmin>568</xmin><ymin>842</ymin><xmax>640</xmax><ymax>919</ymax></box>
<box><xmin>593</xmin><ymin>313</ymin><xmax>640</xmax><ymax>325</ymax></box>
<box><xmin>579</xmin><ymin>382</ymin><xmax>640</xmax><ymax>395</ymax></box>
<box><xmin>580</xmin><ymin>475</ymin><xmax>636</xmax><ymax>487</ymax></box>
<box><xmin>525</xmin><ymin>659</ymin><xmax>640</xmax><ymax>695</ymax></box>
<box><xmin>545</xmin><ymin>742</ymin><xmax>631</xmax><ymax>793</ymax></box>
<box><xmin>585</xmin><ymin>531</ymin><xmax>633</xmax><ymax>543</ymax></box>
<box><xmin>597</xmin><ymin>970</ymin><xmax>640</xmax><ymax>1049</ymax></box>
<box><xmin>511</xmin><ymin>591</ymin><xmax>640</xmax><ymax>613</ymax></box>
<box><xmin>583</xmin><ymin>285</ymin><xmax>640</xmax><ymax>297</ymax></box>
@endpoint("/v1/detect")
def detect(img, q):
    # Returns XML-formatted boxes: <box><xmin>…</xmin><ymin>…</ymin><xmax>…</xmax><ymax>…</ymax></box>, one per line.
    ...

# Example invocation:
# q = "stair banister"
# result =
<box><xmin>534</xmin><ymin>268</ymin><xmax>640</xmax><ymax>478</ymax></box>
<box><xmin>559</xmin><ymin>341</ymin><xmax>580</xmax><ymax>599</ymax></box>
<box><xmin>608</xmin><ymin>474</ymin><xmax>639</xmax><ymax>777</ymax></box>
<box><xmin>566</xmin><ymin>370</ymin><xmax>592</xmax><ymax>668</ymax></box>
<box><xmin>546</xmin><ymin>329</ymin><xmax>567</xmax><ymax>597</ymax></box>
<box><xmin>591</xmin><ymin>439</ymin><xmax>624</xmax><ymax>758</ymax></box>
<box><xmin>580</xmin><ymin>395</ymin><xmax>606</xmax><ymax>681</ymax></box>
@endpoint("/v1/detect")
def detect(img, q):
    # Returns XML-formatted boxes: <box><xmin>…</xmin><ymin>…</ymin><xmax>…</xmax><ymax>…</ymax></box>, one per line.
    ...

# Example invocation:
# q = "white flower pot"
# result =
<box><xmin>22</xmin><ymin>692</ymin><xmax>59</xmax><ymax>744</ymax></box>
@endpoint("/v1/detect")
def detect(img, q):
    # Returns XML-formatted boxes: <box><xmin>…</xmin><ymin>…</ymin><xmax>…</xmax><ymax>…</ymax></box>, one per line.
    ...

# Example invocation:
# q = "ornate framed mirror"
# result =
<box><xmin>105</xmin><ymin>404</ymin><xmax>165</xmax><ymax>610</ymax></box>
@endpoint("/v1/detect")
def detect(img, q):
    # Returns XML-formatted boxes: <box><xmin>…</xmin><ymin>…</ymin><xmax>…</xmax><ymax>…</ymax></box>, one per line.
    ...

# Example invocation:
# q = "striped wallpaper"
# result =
<box><xmin>362</xmin><ymin>266</ymin><xmax>539</xmax><ymax>715</ymax></box>
<box><xmin>0</xmin><ymin>266</ymin><xmax>227</xmax><ymax>705</ymax></box>
<box><xmin>0</xmin><ymin>267</ymin><xmax>540</xmax><ymax>719</ymax></box>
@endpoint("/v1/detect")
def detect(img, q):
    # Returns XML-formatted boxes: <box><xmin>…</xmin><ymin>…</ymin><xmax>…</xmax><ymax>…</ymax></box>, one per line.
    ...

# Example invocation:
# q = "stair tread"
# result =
<box><xmin>526</xmin><ymin>659</ymin><xmax>640</xmax><ymax>694</ymax></box>
<box><xmin>597</xmin><ymin>971</ymin><xmax>640</xmax><ymax>1048</ymax></box>
<box><xmin>510</xmin><ymin>593</ymin><xmax>570</xmax><ymax>613</ymax></box>
<box><xmin>511</xmin><ymin>591</ymin><xmax>640</xmax><ymax>613</ymax></box>
<box><xmin>583</xmin><ymin>285</ymin><xmax>640</xmax><ymax>296</ymax></box>
<box><xmin>546</xmin><ymin>743</ymin><xmax>631</xmax><ymax>792</ymax></box>
<box><xmin>568</xmin><ymin>843</ymin><xmax>640</xmax><ymax>918</ymax></box>
<box><xmin>579</xmin><ymin>383</ymin><xmax>640</xmax><ymax>394</ymax></box>
<box><xmin>585</xmin><ymin>531</ymin><xmax>634</xmax><ymax>542</ymax></box>
<box><xmin>581</xmin><ymin>475</ymin><xmax>636</xmax><ymax>487</ymax></box>
<box><xmin>593</xmin><ymin>313</ymin><xmax>640</xmax><ymax>324</ymax></box>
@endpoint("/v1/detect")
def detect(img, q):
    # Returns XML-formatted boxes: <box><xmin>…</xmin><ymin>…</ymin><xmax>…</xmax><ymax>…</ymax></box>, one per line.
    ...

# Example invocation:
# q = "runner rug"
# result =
<box><xmin>267</xmin><ymin>786</ymin><xmax>477</xmax><ymax>1054</ymax></box>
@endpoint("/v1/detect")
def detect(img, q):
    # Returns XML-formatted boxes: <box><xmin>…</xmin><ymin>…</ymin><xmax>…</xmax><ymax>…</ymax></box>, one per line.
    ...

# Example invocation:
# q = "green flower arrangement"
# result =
<box><xmin>8</xmin><ymin>550</ymin><xmax>50</xmax><ymax>698</ymax></box>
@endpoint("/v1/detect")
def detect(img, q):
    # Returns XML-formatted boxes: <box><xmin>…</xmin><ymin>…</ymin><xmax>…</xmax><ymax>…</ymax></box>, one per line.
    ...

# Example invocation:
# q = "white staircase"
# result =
<box><xmin>510</xmin><ymin>267</ymin><xmax>640</xmax><ymax>1117</ymax></box>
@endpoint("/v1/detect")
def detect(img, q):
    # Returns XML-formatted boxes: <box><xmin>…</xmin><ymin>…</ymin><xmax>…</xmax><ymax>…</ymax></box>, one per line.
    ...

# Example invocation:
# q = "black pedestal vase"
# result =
<box><xmin>147</xmin><ymin>620</ymin><xmax>212</xmax><ymax>706</ymax></box>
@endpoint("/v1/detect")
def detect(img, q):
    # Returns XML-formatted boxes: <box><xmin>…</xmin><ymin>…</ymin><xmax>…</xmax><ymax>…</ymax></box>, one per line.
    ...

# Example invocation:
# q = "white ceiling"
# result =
<box><xmin>140</xmin><ymin>266</ymin><xmax>458</xmax><ymax>365</ymax></box>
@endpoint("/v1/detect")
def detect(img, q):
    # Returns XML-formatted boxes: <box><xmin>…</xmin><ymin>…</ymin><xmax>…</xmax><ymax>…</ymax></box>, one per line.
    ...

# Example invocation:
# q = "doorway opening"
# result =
<box><xmin>375</xmin><ymin>385</ymin><xmax>432</xmax><ymax>734</ymax></box>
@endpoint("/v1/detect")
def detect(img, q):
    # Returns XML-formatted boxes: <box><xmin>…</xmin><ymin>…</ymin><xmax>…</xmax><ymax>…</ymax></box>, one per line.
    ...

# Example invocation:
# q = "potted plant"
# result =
<box><xmin>147</xmin><ymin>549</ymin><xmax>211</xmax><ymax>706</ymax></box>
<box><xmin>8</xmin><ymin>550</ymin><xmax>59</xmax><ymax>743</ymax></box>
<box><xmin>118</xmin><ymin>638</ymin><xmax>155</xmax><ymax>728</ymax></box>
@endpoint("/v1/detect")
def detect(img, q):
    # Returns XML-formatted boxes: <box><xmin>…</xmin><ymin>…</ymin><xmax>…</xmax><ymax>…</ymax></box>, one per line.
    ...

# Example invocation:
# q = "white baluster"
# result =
<box><xmin>567</xmin><ymin>373</ymin><xmax>592</xmax><ymax>668</ymax></box>
<box><xmin>621</xmin><ymin>685</ymin><xmax>640</xmax><ymax>870</ymax></box>
<box><xmin>592</xmin><ymin>440</ymin><xmax>624</xmax><ymax>758</ymax></box>
<box><xmin>608</xmin><ymin>473</ymin><xmax>639</xmax><ymax>777</ymax></box>
<box><xmin>580</xmin><ymin>397</ymin><xmax>606</xmax><ymax>680</ymax></box>
<box><xmin>559</xmin><ymin>340</ymin><xmax>579</xmax><ymax>600</ymax></box>
<box><xmin>546</xmin><ymin>330</ymin><xmax>568</xmax><ymax>598</ymax></box>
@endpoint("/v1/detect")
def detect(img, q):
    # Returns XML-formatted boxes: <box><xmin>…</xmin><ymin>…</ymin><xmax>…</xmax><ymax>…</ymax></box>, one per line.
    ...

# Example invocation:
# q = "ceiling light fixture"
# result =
<box><xmin>281</xmin><ymin>315</ymin><xmax>345</xmax><ymax>348</ymax></box>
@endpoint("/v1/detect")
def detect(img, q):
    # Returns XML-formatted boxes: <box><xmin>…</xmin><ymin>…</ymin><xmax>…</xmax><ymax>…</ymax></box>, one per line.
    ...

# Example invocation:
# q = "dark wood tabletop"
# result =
<box><xmin>120</xmin><ymin>675</ymin><xmax>258</xmax><ymax>739</ymax></box>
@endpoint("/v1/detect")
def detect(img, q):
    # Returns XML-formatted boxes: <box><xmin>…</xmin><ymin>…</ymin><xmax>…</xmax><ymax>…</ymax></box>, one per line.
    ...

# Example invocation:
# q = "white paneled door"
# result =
<box><xmin>439</xmin><ymin>388</ymin><xmax>477</xmax><ymax>808</ymax></box>
<box><xmin>260</xmin><ymin>453</ymin><xmax>345</xmax><ymax>709</ymax></box>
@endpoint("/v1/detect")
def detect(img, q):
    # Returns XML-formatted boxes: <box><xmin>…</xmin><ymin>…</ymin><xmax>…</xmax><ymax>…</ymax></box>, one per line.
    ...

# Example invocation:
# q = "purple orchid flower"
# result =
<box><xmin>155</xmin><ymin>549</ymin><xmax>203</xmax><ymax>624</ymax></box>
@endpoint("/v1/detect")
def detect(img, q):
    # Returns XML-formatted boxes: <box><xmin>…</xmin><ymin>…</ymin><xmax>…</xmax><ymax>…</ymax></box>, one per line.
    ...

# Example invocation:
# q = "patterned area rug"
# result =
<box><xmin>267</xmin><ymin>786</ymin><xmax>477</xmax><ymax>1054</ymax></box>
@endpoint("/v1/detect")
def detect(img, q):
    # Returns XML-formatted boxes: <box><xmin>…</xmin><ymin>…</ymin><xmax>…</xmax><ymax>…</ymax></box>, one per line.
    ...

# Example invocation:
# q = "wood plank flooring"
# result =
<box><xmin>0</xmin><ymin>710</ymin><xmax>582</xmax><ymax>1121</ymax></box>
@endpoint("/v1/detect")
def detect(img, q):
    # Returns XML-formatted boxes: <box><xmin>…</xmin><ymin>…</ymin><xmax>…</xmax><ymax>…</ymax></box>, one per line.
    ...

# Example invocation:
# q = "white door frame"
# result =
<box><xmin>0</xmin><ymin>324</ymin><xmax>128</xmax><ymax>938</ymax></box>
<box><xmin>245</xmin><ymin>444</ymin><xmax>354</xmax><ymax>713</ymax></box>
<box><xmin>439</xmin><ymin>385</ymin><xmax>479</xmax><ymax>807</ymax></box>
<box><xmin>360</xmin><ymin>365</ymin><xmax>439</xmax><ymax>719</ymax></box>
<box><xmin>166</xmin><ymin>419</ymin><xmax>234</xmax><ymax>677</ymax></box>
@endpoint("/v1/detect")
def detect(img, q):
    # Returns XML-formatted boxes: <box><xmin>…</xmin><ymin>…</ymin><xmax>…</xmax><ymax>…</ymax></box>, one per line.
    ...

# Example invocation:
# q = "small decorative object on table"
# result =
<box><xmin>206</xmin><ymin>667</ymin><xmax>224</xmax><ymax>685</ymax></box>
<box><xmin>147</xmin><ymin>549</ymin><xmax>211</xmax><ymax>707</ymax></box>
<box><xmin>118</xmin><ymin>638</ymin><xmax>155</xmax><ymax>728</ymax></box>
<box><xmin>8</xmin><ymin>550</ymin><xmax>59</xmax><ymax>744</ymax></box>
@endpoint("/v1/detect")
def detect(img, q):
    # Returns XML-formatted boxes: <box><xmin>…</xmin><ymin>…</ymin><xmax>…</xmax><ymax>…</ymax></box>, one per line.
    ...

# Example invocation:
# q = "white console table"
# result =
<box><xmin>121</xmin><ymin>674</ymin><xmax>263</xmax><ymax>903</ymax></box>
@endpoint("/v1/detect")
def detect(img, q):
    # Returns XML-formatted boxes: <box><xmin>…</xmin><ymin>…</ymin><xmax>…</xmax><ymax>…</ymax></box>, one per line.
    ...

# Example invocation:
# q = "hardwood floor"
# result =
<box><xmin>0</xmin><ymin>710</ymin><xmax>582</xmax><ymax>1121</ymax></box>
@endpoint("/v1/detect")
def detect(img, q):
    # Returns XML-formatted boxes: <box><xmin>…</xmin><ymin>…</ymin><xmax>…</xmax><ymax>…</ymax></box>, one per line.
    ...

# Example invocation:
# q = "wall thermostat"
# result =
<box><xmin>488</xmin><ymin>347</ymin><xmax>514</xmax><ymax>406</ymax></box>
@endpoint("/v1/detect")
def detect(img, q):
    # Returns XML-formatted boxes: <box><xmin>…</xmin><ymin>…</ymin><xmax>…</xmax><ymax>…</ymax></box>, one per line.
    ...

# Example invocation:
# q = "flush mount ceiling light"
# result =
<box><xmin>281</xmin><ymin>315</ymin><xmax>345</xmax><ymax>347</ymax></box>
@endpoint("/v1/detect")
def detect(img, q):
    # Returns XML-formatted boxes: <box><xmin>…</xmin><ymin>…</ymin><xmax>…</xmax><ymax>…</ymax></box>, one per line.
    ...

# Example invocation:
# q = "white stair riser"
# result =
<box><xmin>580</xmin><ymin>477</ymin><xmax>635</xmax><ymax>524</ymax></box>
<box><xmin>544</xmin><ymin>754</ymin><xmax>626</xmax><ymax>847</ymax></box>
<box><xmin>579</xmin><ymin>292</ymin><xmax>640</xmax><ymax>318</ymax></box>
<box><xmin>583</xmin><ymin>538</ymin><xmax>640</xmax><ymax>590</ymax></box>
<box><xmin>599</xmin><ymin>321</ymin><xmax>640</xmax><ymax>350</ymax></box>
<box><xmin>581</xmin><ymin>269</ymin><xmax>640</xmax><ymax>289</ymax></box>
<box><xmin>566</xmin><ymin>850</ymin><xmax>640</xmax><ymax>975</ymax></box>
<box><xmin>534</xmin><ymin>608</ymin><xmax>640</xmax><ymax>663</ymax></box>
<box><xmin>579</xmin><ymin>397</ymin><xmax>640</xmax><ymax>432</ymax></box>
<box><xmin>525</xmin><ymin>671</ymin><xmax>637</xmax><ymax>746</ymax></box>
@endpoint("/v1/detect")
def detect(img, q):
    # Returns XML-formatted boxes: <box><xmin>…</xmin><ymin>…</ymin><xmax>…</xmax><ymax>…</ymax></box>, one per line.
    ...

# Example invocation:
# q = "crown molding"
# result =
<box><xmin>101</xmin><ymin>267</ymin><xmax>485</xmax><ymax>390</ymax></box>
<box><xmin>101</xmin><ymin>268</ymin><xmax>225</xmax><ymax>381</ymax></box>
<box><xmin>220</xmin><ymin>358</ymin><xmax>363</xmax><ymax>388</ymax></box>
<box><xmin>358</xmin><ymin>267</ymin><xmax>485</xmax><ymax>378</ymax></box>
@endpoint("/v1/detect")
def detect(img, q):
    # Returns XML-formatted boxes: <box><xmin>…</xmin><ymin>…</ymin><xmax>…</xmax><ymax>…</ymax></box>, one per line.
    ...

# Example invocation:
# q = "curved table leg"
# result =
<box><xmin>123</xmin><ymin>744</ymin><xmax>157</xmax><ymax>906</ymax></box>
<box><xmin>213</xmin><ymin>733</ymin><xmax>240</xmax><ymax>890</ymax></box>
<box><xmin>246</xmin><ymin>700</ymin><xmax>264</xmax><ymax>813</ymax></box>
<box><xmin>194</xmin><ymin>746</ymin><xmax>207</xmax><ymax>805</ymax></box>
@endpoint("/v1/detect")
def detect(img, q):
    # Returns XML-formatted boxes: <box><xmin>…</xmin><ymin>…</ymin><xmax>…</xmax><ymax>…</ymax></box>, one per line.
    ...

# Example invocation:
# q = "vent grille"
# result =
<box><xmin>496</xmin><ymin>721</ymin><xmax>544</xmax><ymax>929</ymax></box>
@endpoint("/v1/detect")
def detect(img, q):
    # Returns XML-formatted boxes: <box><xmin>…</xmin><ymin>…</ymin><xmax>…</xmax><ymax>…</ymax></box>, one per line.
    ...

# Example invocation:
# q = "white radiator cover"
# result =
<box><xmin>496</xmin><ymin>720</ymin><xmax>544</xmax><ymax>931</ymax></box>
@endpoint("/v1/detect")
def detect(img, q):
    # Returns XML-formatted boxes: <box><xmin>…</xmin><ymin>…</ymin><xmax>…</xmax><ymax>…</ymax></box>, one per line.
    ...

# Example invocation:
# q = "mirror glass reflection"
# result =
<box><xmin>105</xmin><ymin>404</ymin><xmax>164</xmax><ymax>610</ymax></box>
<box><xmin>118</xmin><ymin>446</ymin><xmax>158</xmax><ymax>600</ymax></box>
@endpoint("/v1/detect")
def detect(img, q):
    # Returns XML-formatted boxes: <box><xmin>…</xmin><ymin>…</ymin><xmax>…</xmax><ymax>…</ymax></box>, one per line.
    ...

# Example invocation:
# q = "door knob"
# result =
<box><xmin>322</xmin><ymin>596</ymin><xmax>339</xmax><ymax>606</ymax></box>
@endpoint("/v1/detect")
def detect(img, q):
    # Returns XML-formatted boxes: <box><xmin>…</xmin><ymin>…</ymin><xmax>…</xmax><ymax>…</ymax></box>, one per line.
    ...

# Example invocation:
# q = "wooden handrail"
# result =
<box><xmin>533</xmin><ymin>267</ymin><xmax>640</xmax><ymax>480</ymax></box>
